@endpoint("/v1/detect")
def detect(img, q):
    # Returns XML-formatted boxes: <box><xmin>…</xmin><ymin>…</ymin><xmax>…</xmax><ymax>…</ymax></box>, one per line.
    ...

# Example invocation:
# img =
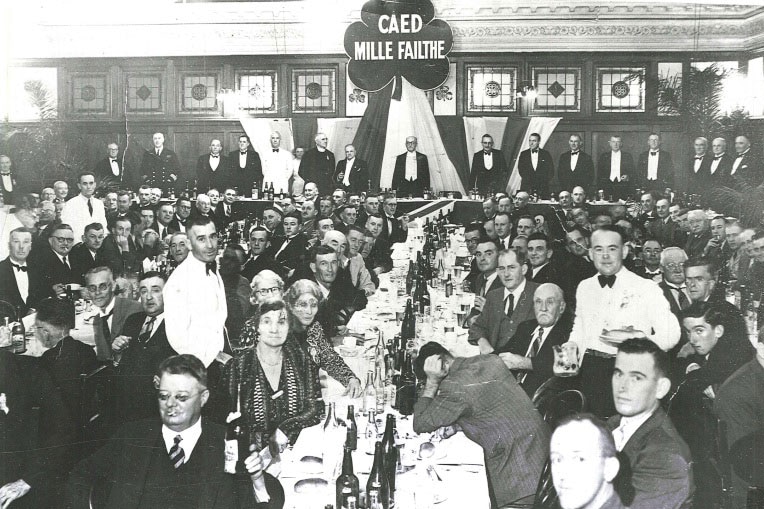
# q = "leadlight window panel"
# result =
<box><xmin>657</xmin><ymin>63</ymin><xmax>682</xmax><ymax>117</ymax></box>
<box><xmin>292</xmin><ymin>69</ymin><xmax>336</xmax><ymax>114</ymax></box>
<box><xmin>71</xmin><ymin>74</ymin><xmax>108</xmax><ymax>114</ymax></box>
<box><xmin>181</xmin><ymin>75</ymin><xmax>218</xmax><ymax>112</ymax></box>
<box><xmin>2</xmin><ymin>67</ymin><xmax>58</xmax><ymax>121</ymax></box>
<box><xmin>467</xmin><ymin>66</ymin><xmax>517</xmax><ymax>113</ymax></box>
<box><xmin>126</xmin><ymin>74</ymin><xmax>162</xmax><ymax>112</ymax></box>
<box><xmin>532</xmin><ymin>67</ymin><xmax>581</xmax><ymax>112</ymax></box>
<box><xmin>596</xmin><ymin>67</ymin><xmax>645</xmax><ymax>112</ymax></box>
<box><xmin>238</xmin><ymin>71</ymin><xmax>277</xmax><ymax>113</ymax></box>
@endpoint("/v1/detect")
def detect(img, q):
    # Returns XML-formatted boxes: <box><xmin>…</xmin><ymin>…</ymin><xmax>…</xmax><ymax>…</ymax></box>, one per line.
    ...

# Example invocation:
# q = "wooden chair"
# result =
<box><xmin>79</xmin><ymin>363</ymin><xmax>115</xmax><ymax>457</ymax></box>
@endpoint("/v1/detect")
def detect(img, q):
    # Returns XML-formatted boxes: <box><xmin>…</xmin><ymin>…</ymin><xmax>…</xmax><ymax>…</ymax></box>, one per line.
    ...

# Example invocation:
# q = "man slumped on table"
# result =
<box><xmin>67</xmin><ymin>354</ymin><xmax>284</xmax><ymax>509</ymax></box>
<box><xmin>412</xmin><ymin>342</ymin><xmax>549</xmax><ymax>508</ymax></box>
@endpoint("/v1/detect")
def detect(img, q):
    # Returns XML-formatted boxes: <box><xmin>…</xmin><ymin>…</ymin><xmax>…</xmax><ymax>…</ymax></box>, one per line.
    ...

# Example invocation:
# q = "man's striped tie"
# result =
<box><xmin>169</xmin><ymin>435</ymin><xmax>185</xmax><ymax>468</ymax></box>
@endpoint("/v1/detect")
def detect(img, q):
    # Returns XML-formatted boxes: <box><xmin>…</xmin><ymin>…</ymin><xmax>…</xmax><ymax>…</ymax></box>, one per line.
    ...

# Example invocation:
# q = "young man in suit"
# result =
<box><xmin>140</xmin><ymin>132</ymin><xmax>180</xmax><ymax>191</ymax></box>
<box><xmin>93</xmin><ymin>142</ymin><xmax>125</xmax><ymax>191</ymax></box>
<box><xmin>242</xmin><ymin>227</ymin><xmax>285</xmax><ymax>282</ymax></box>
<box><xmin>270</xmin><ymin>212</ymin><xmax>308</xmax><ymax>275</ymax></box>
<box><xmin>168</xmin><ymin>196</ymin><xmax>192</xmax><ymax>233</ymax></box>
<box><xmin>597</xmin><ymin>135</ymin><xmax>635</xmax><ymax>201</ymax></box>
<box><xmin>86</xmin><ymin>265</ymin><xmax>142</xmax><ymax>361</ymax></box>
<box><xmin>214</xmin><ymin>188</ymin><xmax>237</xmax><ymax>230</ymax></box>
<box><xmin>196</xmin><ymin>139</ymin><xmax>231</xmax><ymax>194</ymax></box>
<box><xmin>392</xmin><ymin>136</ymin><xmax>430</xmax><ymax>197</ymax></box>
<box><xmin>67</xmin><ymin>354</ymin><xmax>284</xmax><ymax>509</ymax></box>
<box><xmin>647</xmin><ymin>198</ymin><xmax>686</xmax><ymax>249</ymax></box>
<box><xmin>608</xmin><ymin>338</ymin><xmax>694</xmax><ymax>509</ymax></box>
<box><xmin>333</xmin><ymin>144</ymin><xmax>369</xmax><ymax>194</ymax></box>
<box><xmin>558</xmin><ymin>134</ymin><xmax>595</xmax><ymax>193</ymax></box>
<box><xmin>413</xmin><ymin>341</ymin><xmax>550</xmax><ymax>508</ymax></box>
<box><xmin>363</xmin><ymin>215</ymin><xmax>393</xmax><ymax>275</ymax></box>
<box><xmin>468</xmin><ymin>246</ymin><xmax>540</xmax><ymax>353</ymax></box>
<box><xmin>495</xmin><ymin>283</ymin><xmax>572</xmax><ymax>397</ymax></box>
<box><xmin>228</xmin><ymin>134</ymin><xmax>263</xmax><ymax>193</ymax></box>
<box><xmin>518</xmin><ymin>132</ymin><xmax>555</xmax><ymax>196</ymax></box>
<box><xmin>636</xmin><ymin>133</ymin><xmax>675</xmax><ymax>192</ymax></box>
<box><xmin>469</xmin><ymin>134</ymin><xmax>509</xmax><ymax>195</ymax></box>
<box><xmin>99</xmin><ymin>216</ymin><xmax>139</xmax><ymax>277</ymax></box>
<box><xmin>526</xmin><ymin>232</ymin><xmax>560</xmax><ymax>285</ymax></box>
<box><xmin>0</xmin><ymin>227</ymin><xmax>44</xmax><ymax>316</ymax></box>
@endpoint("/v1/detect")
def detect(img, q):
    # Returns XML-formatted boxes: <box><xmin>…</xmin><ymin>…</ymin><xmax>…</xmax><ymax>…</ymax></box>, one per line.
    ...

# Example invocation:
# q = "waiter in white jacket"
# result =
<box><xmin>164</xmin><ymin>216</ymin><xmax>228</xmax><ymax>368</ymax></box>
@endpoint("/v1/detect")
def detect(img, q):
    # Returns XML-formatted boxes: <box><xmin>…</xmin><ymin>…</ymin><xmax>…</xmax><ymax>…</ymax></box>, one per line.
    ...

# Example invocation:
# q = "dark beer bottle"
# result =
<box><xmin>396</xmin><ymin>352</ymin><xmax>417</xmax><ymax>416</ymax></box>
<box><xmin>381</xmin><ymin>414</ymin><xmax>399</xmax><ymax>500</ymax></box>
<box><xmin>366</xmin><ymin>441</ymin><xmax>390</xmax><ymax>509</ymax></box>
<box><xmin>336</xmin><ymin>446</ymin><xmax>360</xmax><ymax>509</ymax></box>
<box><xmin>346</xmin><ymin>405</ymin><xmax>357</xmax><ymax>451</ymax></box>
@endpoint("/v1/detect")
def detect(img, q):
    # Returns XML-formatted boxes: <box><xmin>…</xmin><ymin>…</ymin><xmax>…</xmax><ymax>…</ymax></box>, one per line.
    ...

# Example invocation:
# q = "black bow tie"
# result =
<box><xmin>650</xmin><ymin>151</ymin><xmax>658</xmax><ymax>156</ymax></box>
<box><xmin>598</xmin><ymin>274</ymin><xmax>616</xmax><ymax>288</ymax></box>
<box><xmin>483</xmin><ymin>151</ymin><xmax>491</xmax><ymax>155</ymax></box>
<box><xmin>570</xmin><ymin>151</ymin><xmax>579</xmax><ymax>155</ymax></box>
<box><xmin>205</xmin><ymin>262</ymin><xmax>217</xmax><ymax>275</ymax></box>
<box><xmin>0</xmin><ymin>173</ymin><xmax>11</xmax><ymax>176</ymax></box>
<box><xmin>211</xmin><ymin>155</ymin><xmax>219</xmax><ymax>158</ymax></box>
<box><xmin>695</xmin><ymin>156</ymin><xmax>703</xmax><ymax>160</ymax></box>
<box><xmin>531</xmin><ymin>149</ymin><xmax>539</xmax><ymax>153</ymax></box>
<box><xmin>714</xmin><ymin>156</ymin><xmax>723</xmax><ymax>160</ymax></box>
<box><xmin>273</xmin><ymin>149</ymin><xmax>279</xmax><ymax>153</ymax></box>
<box><xmin>110</xmin><ymin>158</ymin><xmax>117</xmax><ymax>162</ymax></box>
<box><xmin>240</xmin><ymin>151</ymin><xmax>247</xmax><ymax>155</ymax></box>
<box><xmin>736</xmin><ymin>154</ymin><xmax>744</xmax><ymax>159</ymax></box>
<box><xmin>11</xmin><ymin>263</ymin><xmax>27</xmax><ymax>272</ymax></box>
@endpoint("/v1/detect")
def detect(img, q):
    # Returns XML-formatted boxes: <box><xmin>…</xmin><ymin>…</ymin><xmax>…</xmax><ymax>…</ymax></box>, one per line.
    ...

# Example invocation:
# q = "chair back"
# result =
<box><xmin>532</xmin><ymin>459</ymin><xmax>559</xmax><ymax>509</ymax></box>
<box><xmin>538</xmin><ymin>389</ymin><xmax>586</xmax><ymax>429</ymax></box>
<box><xmin>79</xmin><ymin>363</ymin><xmax>115</xmax><ymax>455</ymax></box>
<box><xmin>0</xmin><ymin>300</ymin><xmax>18</xmax><ymax>322</ymax></box>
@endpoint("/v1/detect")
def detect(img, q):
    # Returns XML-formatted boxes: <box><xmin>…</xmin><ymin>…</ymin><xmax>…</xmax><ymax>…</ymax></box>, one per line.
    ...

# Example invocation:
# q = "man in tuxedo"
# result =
<box><xmin>558</xmin><ymin>134</ymin><xmax>595</xmax><ymax>193</ymax></box>
<box><xmin>636</xmin><ymin>133</ymin><xmax>675</xmax><ymax>192</ymax></box>
<box><xmin>69</xmin><ymin>222</ymin><xmax>107</xmax><ymax>280</ymax></box>
<box><xmin>228</xmin><ymin>134</ymin><xmax>263</xmax><ymax>193</ymax></box>
<box><xmin>380</xmin><ymin>194</ymin><xmax>408</xmax><ymax>244</ymax></box>
<box><xmin>0</xmin><ymin>227</ymin><xmax>44</xmax><ymax>316</ymax></box>
<box><xmin>518</xmin><ymin>133</ymin><xmax>554</xmax><ymax>196</ymax></box>
<box><xmin>608</xmin><ymin>339</ymin><xmax>693</xmax><ymax>509</ymax></box>
<box><xmin>731</xmin><ymin>135</ymin><xmax>761</xmax><ymax>188</ymax></box>
<box><xmin>333</xmin><ymin>144</ymin><xmax>369</xmax><ymax>194</ymax></box>
<box><xmin>242</xmin><ymin>227</ymin><xmax>285</xmax><ymax>282</ymax></box>
<box><xmin>37</xmin><ymin>224</ymin><xmax>80</xmax><ymax>298</ymax></box>
<box><xmin>708</xmin><ymin>137</ymin><xmax>734</xmax><ymax>187</ymax></box>
<box><xmin>469</xmin><ymin>134</ymin><xmax>509</xmax><ymax>195</ymax></box>
<box><xmin>140</xmin><ymin>132</ymin><xmax>180</xmax><ymax>190</ymax></box>
<box><xmin>263</xmin><ymin>131</ymin><xmax>295</xmax><ymax>195</ymax></box>
<box><xmin>86</xmin><ymin>265</ymin><xmax>142</xmax><ymax>361</ymax></box>
<box><xmin>110</xmin><ymin>271</ymin><xmax>178</xmax><ymax>423</ymax></box>
<box><xmin>61</xmin><ymin>171</ymin><xmax>108</xmax><ymax>241</ymax></box>
<box><xmin>468</xmin><ymin>246</ymin><xmax>539</xmax><ymax>353</ymax></box>
<box><xmin>270</xmin><ymin>212</ymin><xmax>307</xmax><ymax>274</ymax></box>
<box><xmin>67</xmin><ymin>354</ymin><xmax>284</xmax><ymax>509</ymax></box>
<box><xmin>392</xmin><ymin>136</ymin><xmax>430</xmax><ymax>197</ymax></box>
<box><xmin>93</xmin><ymin>142</ymin><xmax>125</xmax><ymax>191</ymax></box>
<box><xmin>169</xmin><ymin>196</ymin><xmax>192</xmax><ymax>233</ymax></box>
<box><xmin>299</xmin><ymin>132</ymin><xmax>335</xmax><ymax>196</ymax></box>
<box><xmin>597</xmin><ymin>135</ymin><xmax>635</xmax><ymax>201</ymax></box>
<box><xmin>634</xmin><ymin>239</ymin><xmax>663</xmax><ymax>281</ymax></box>
<box><xmin>648</xmin><ymin>198</ymin><xmax>686</xmax><ymax>248</ymax></box>
<box><xmin>196</xmin><ymin>139</ymin><xmax>230</xmax><ymax>194</ymax></box>
<box><xmin>0</xmin><ymin>155</ymin><xmax>18</xmax><ymax>205</ymax></box>
<box><xmin>495</xmin><ymin>283</ymin><xmax>572</xmax><ymax>397</ymax></box>
<box><xmin>686</xmin><ymin>137</ymin><xmax>711</xmax><ymax>194</ymax></box>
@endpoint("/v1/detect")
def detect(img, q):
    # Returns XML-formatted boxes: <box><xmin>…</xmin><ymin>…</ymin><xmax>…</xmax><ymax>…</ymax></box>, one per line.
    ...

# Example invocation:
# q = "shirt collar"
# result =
<box><xmin>407</xmin><ymin>151</ymin><xmax>417</xmax><ymax>159</ymax></box>
<box><xmin>148</xmin><ymin>313</ymin><xmax>165</xmax><ymax>329</ymax></box>
<box><xmin>317</xmin><ymin>281</ymin><xmax>331</xmax><ymax>298</ymax></box>
<box><xmin>504</xmin><ymin>278</ymin><xmax>527</xmax><ymax>301</ymax></box>
<box><xmin>101</xmin><ymin>297</ymin><xmax>116</xmax><ymax>316</ymax></box>
<box><xmin>162</xmin><ymin>417</ymin><xmax>203</xmax><ymax>461</ymax></box>
<box><xmin>617</xmin><ymin>408</ymin><xmax>656</xmax><ymax>445</ymax></box>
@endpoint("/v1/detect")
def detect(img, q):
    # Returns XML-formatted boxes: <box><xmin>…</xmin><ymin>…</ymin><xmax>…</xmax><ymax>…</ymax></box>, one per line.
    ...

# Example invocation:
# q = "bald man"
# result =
<box><xmin>196</xmin><ymin>139</ymin><xmax>231</xmax><ymax>193</ymax></box>
<box><xmin>333</xmin><ymin>144</ymin><xmax>369</xmax><ymax>193</ymax></box>
<box><xmin>299</xmin><ymin>132</ymin><xmax>336</xmax><ymax>195</ymax></box>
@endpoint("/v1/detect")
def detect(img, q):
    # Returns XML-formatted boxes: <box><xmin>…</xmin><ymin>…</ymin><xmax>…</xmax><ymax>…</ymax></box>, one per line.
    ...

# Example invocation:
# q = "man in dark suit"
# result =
<box><xmin>228</xmin><ymin>134</ymin><xmax>263</xmax><ymax>193</ymax></box>
<box><xmin>684</xmin><ymin>210</ymin><xmax>712</xmax><ymax>259</ymax></box>
<box><xmin>380</xmin><ymin>194</ymin><xmax>408</xmax><ymax>245</ymax></box>
<box><xmin>85</xmin><ymin>265</ymin><xmax>142</xmax><ymax>361</ymax></box>
<box><xmin>67</xmin><ymin>354</ymin><xmax>284</xmax><ymax>509</ymax></box>
<box><xmin>93</xmin><ymin>142</ymin><xmax>125</xmax><ymax>191</ymax></box>
<box><xmin>557</xmin><ymin>134</ymin><xmax>595</xmax><ymax>193</ymax></box>
<box><xmin>242</xmin><ymin>227</ymin><xmax>285</xmax><ymax>282</ymax></box>
<box><xmin>140</xmin><ymin>132</ymin><xmax>180</xmax><ymax>191</ymax></box>
<box><xmin>1</xmin><ymin>350</ymin><xmax>77</xmax><ymax>509</ymax></box>
<box><xmin>0</xmin><ymin>155</ymin><xmax>18</xmax><ymax>205</ymax></box>
<box><xmin>518</xmin><ymin>132</ymin><xmax>555</xmax><ymax>196</ymax></box>
<box><xmin>608</xmin><ymin>339</ymin><xmax>693</xmax><ymax>509</ymax></box>
<box><xmin>0</xmin><ymin>227</ymin><xmax>44</xmax><ymax>316</ymax></box>
<box><xmin>214</xmin><ymin>187</ymin><xmax>237</xmax><ymax>230</ymax></box>
<box><xmin>196</xmin><ymin>139</ymin><xmax>231</xmax><ymax>194</ymax></box>
<box><xmin>333</xmin><ymin>144</ymin><xmax>369</xmax><ymax>194</ymax></box>
<box><xmin>35</xmin><ymin>223</ymin><xmax>80</xmax><ymax>298</ymax></box>
<box><xmin>495</xmin><ymin>283</ymin><xmax>572</xmax><ymax>397</ymax></box>
<box><xmin>270</xmin><ymin>212</ymin><xmax>308</xmax><ymax>274</ymax></box>
<box><xmin>469</xmin><ymin>134</ymin><xmax>509</xmax><ymax>195</ymax></box>
<box><xmin>636</xmin><ymin>133</ymin><xmax>675</xmax><ymax>192</ymax></box>
<box><xmin>70</xmin><ymin>222</ymin><xmax>108</xmax><ymax>281</ymax></box>
<box><xmin>311</xmin><ymin>245</ymin><xmax>367</xmax><ymax>336</ymax></box>
<box><xmin>392</xmin><ymin>136</ymin><xmax>430</xmax><ymax>197</ymax></box>
<box><xmin>168</xmin><ymin>196</ymin><xmax>192</xmax><ymax>233</ymax></box>
<box><xmin>526</xmin><ymin>232</ymin><xmax>560</xmax><ymax>285</ymax></box>
<box><xmin>731</xmin><ymin>135</ymin><xmax>762</xmax><ymax>189</ymax></box>
<box><xmin>648</xmin><ymin>198</ymin><xmax>686</xmax><ymax>248</ymax></box>
<box><xmin>468</xmin><ymin>247</ymin><xmax>540</xmax><ymax>353</ymax></box>
<box><xmin>686</xmin><ymin>137</ymin><xmax>711</xmax><ymax>194</ymax></box>
<box><xmin>413</xmin><ymin>342</ymin><xmax>550</xmax><ymax>508</ymax></box>
<box><xmin>298</xmin><ymin>132</ymin><xmax>335</xmax><ymax>196</ymax></box>
<box><xmin>597</xmin><ymin>135</ymin><xmax>635</xmax><ymax>201</ymax></box>
<box><xmin>362</xmin><ymin>216</ymin><xmax>393</xmax><ymax>275</ymax></box>
<box><xmin>155</xmin><ymin>203</ymin><xmax>177</xmax><ymax>240</ymax></box>
<box><xmin>707</xmin><ymin>137</ymin><xmax>735</xmax><ymax>188</ymax></box>
<box><xmin>111</xmin><ymin>271</ymin><xmax>178</xmax><ymax>423</ymax></box>
<box><xmin>99</xmin><ymin>217</ymin><xmax>139</xmax><ymax>277</ymax></box>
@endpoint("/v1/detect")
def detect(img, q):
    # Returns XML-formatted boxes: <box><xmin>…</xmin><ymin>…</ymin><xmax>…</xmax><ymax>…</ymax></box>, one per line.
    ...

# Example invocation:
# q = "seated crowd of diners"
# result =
<box><xmin>0</xmin><ymin>144</ymin><xmax>762</xmax><ymax>509</ymax></box>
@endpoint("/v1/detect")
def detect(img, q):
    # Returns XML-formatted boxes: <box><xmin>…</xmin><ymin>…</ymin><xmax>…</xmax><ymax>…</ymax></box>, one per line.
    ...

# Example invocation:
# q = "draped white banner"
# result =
<box><xmin>317</xmin><ymin>117</ymin><xmax>362</xmax><ymax>161</ymax></box>
<box><xmin>380</xmin><ymin>78</ymin><xmax>466</xmax><ymax>194</ymax></box>
<box><xmin>238</xmin><ymin>118</ymin><xmax>295</xmax><ymax>156</ymax></box>
<box><xmin>463</xmin><ymin>117</ymin><xmax>509</xmax><ymax>155</ymax></box>
<box><xmin>506</xmin><ymin>117</ymin><xmax>562</xmax><ymax>194</ymax></box>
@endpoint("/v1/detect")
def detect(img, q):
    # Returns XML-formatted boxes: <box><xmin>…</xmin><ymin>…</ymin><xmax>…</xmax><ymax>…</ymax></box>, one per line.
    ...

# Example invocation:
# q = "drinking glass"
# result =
<box><xmin>553</xmin><ymin>344</ymin><xmax>580</xmax><ymax>377</ymax></box>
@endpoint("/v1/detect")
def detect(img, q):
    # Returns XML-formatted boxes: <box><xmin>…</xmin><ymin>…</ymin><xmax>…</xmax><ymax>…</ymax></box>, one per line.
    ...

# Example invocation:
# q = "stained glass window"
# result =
<box><xmin>126</xmin><ymin>74</ymin><xmax>162</xmax><ymax>112</ymax></box>
<box><xmin>292</xmin><ymin>69</ymin><xmax>336</xmax><ymax>114</ymax></box>
<box><xmin>532</xmin><ymin>67</ymin><xmax>581</xmax><ymax>112</ymax></box>
<box><xmin>238</xmin><ymin>71</ymin><xmax>277</xmax><ymax>113</ymax></box>
<box><xmin>466</xmin><ymin>66</ymin><xmax>517</xmax><ymax>113</ymax></box>
<box><xmin>181</xmin><ymin>74</ymin><xmax>218</xmax><ymax>112</ymax></box>
<box><xmin>596</xmin><ymin>67</ymin><xmax>645</xmax><ymax>112</ymax></box>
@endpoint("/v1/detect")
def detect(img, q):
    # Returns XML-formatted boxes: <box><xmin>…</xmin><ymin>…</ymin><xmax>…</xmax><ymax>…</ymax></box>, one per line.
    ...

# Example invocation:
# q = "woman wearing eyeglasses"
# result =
<box><xmin>250</xmin><ymin>270</ymin><xmax>285</xmax><ymax>307</ymax></box>
<box><xmin>283</xmin><ymin>279</ymin><xmax>362</xmax><ymax>398</ymax></box>
<box><xmin>224</xmin><ymin>299</ymin><xmax>323</xmax><ymax>454</ymax></box>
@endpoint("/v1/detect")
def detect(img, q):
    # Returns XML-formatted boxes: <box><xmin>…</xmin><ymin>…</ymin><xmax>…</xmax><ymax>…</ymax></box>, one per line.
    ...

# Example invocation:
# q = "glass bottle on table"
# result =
<box><xmin>381</xmin><ymin>414</ymin><xmax>400</xmax><ymax>502</ymax></box>
<box><xmin>366</xmin><ymin>441</ymin><xmax>390</xmax><ymax>509</ymax></box>
<box><xmin>345</xmin><ymin>405</ymin><xmax>357</xmax><ymax>451</ymax></box>
<box><xmin>224</xmin><ymin>383</ymin><xmax>250</xmax><ymax>475</ymax></box>
<box><xmin>362</xmin><ymin>371</ymin><xmax>377</xmax><ymax>415</ymax></box>
<box><xmin>324</xmin><ymin>401</ymin><xmax>340</xmax><ymax>431</ymax></box>
<box><xmin>336</xmin><ymin>446</ymin><xmax>360</xmax><ymax>509</ymax></box>
<box><xmin>396</xmin><ymin>352</ymin><xmax>417</xmax><ymax>416</ymax></box>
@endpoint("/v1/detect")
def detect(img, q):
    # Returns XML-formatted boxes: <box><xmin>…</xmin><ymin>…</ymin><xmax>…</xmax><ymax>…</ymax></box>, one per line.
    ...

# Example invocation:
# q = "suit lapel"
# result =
<box><xmin>0</xmin><ymin>260</ymin><xmax>23</xmax><ymax>306</ymax></box>
<box><xmin>107</xmin><ymin>423</ymin><xmax>160</xmax><ymax>509</ymax></box>
<box><xmin>621</xmin><ymin>410</ymin><xmax>664</xmax><ymax>457</ymax></box>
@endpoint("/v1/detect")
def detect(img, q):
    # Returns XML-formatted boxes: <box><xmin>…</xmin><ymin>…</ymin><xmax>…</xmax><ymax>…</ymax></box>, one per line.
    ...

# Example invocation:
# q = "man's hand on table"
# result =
<box><xmin>344</xmin><ymin>377</ymin><xmax>362</xmax><ymax>398</ymax></box>
<box><xmin>477</xmin><ymin>338</ymin><xmax>494</xmax><ymax>355</ymax></box>
<box><xmin>0</xmin><ymin>479</ymin><xmax>30</xmax><ymax>509</ymax></box>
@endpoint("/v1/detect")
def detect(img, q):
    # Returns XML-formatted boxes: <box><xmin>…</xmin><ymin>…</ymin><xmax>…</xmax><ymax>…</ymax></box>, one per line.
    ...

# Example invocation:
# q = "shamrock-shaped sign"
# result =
<box><xmin>344</xmin><ymin>0</ymin><xmax>453</xmax><ymax>92</ymax></box>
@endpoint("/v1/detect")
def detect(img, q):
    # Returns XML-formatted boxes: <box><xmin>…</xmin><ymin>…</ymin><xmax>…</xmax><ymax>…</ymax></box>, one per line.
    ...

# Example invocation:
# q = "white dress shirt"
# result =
<box><xmin>405</xmin><ymin>152</ymin><xmax>417</xmax><ymax>181</ymax></box>
<box><xmin>480</xmin><ymin>271</ymin><xmax>500</xmax><ymax>297</ymax></box>
<box><xmin>109</xmin><ymin>158</ymin><xmax>120</xmax><ymax>176</ymax></box>
<box><xmin>262</xmin><ymin>148</ymin><xmax>294</xmax><ymax>194</ymax></box>
<box><xmin>503</xmin><ymin>279</ymin><xmax>527</xmax><ymax>314</ymax></box>
<box><xmin>710</xmin><ymin>153</ymin><xmax>724</xmax><ymax>175</ymax></box>
<box><xmin>10</xmin><ymin>258</ymin><xmax>29</xmax><ymax>303</ymax></box>
<box><xmin>647</xmin><ymin>151</ymin><xmax>660</xmax><ymax>180</ymax></box>
<box><xmin>343</xmin><ymin>158</ymin><xmax>354</xmax><ymax>187</ymax></box>
<box><xmin>209</xmin><ymin>154</ymin><xmax>220</xmax><ymax>171</ymax></box>
<box><xmin>238</xmin><ymin>152</ymin><xmax>248</xmax><ymax>169</ymax></box>
<box><xmin>693</xmin><ymin>155</ymin><xmax>704</xmax><ymax>173</ymax></box>
<box><xmin>731</xmin><ymin>149</ymin><xmax>748</xmax><ymax>174</ymax></box>
<box><xmin>613</xmin><ymin>410</ymin><xmax>655</xmax><ymax>451</ymax></box>
<box><xmin>161</xmin><ymin>418</ymin><xmax>203</xmax><ymax>463</ymax></box>
<box><xmin>569</xmin><ymin>267</ymin><xmax>680</xmax><ymax>355</ymax></box>
<box><xmin>61</xmin><ymin>194</ymin><xmax>108</xmax><ymax>240</ymax></box>
<box><xmin>609</xmin><ymin>151</ymin><xmax>622</xmax><ymax>181</ymax></box>
<box><xmin>483</xmin><ymin>152</ymin><xmax>493</xmax><ymax>170</ymax></box>
<box><xmin>530</xmin><ymin>150</ymin><xmax>539</xmax><ymax>170</ymax></box>
<box><xmin>1</xmin><ymin>174</ymin><xmax>13</xmax><ymax>191</ymax></box>
<box><xmin>570</xmin><ymin>152</ymin><xmax>579</xmax><ymax>170</ymax></box>
<box><xmin>99</xmin><ymin>298</ymin><xmax>116</xmax><ymax>333</ymax></box>
<box><xmin>164</xmin><ymin>255</ymin><xmax>227</xmax><ymax>367</ymax></box>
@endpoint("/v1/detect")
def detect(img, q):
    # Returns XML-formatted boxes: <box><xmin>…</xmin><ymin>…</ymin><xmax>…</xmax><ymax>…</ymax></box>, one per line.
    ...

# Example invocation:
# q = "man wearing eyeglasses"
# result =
<box><xmin>37</xmin><ymin>223</ymin><xmax>81</xmax><ymax>298</ymax></box>
<box><xmin>68</xmin><ymin>354</ymin><xmax>284</xmax><ymax>509</ymax></box>
<box><xmin>85</xmin><ymin>265</ymin><xmax>142</xmax><ymax>361</ymax></box>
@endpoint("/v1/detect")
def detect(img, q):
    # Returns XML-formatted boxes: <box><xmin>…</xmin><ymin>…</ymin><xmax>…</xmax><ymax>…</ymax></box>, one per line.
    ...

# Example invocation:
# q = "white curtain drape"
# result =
<box><xmin>463</xmin><ymin>117</ymin><xmax>509</xmax><ymax>155</ymax></box>
<box><xmin>380</xmin><ymin>78</ymin><xmax>466</xmax><ymax>194</ymax></box>
<box><xmin>506</xmin><ymin>117</ymin><xmax>562</xmax><ymax>194</ymax></box>
<box><xmin>238</xmin><ymin>118</ymin><xmax>295</xmax><ymax>156</ymax></box>
<box><xmin>317</xmin><ymin>118</ymin><xmax>362</xmax><ymax>161</ymax></box>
